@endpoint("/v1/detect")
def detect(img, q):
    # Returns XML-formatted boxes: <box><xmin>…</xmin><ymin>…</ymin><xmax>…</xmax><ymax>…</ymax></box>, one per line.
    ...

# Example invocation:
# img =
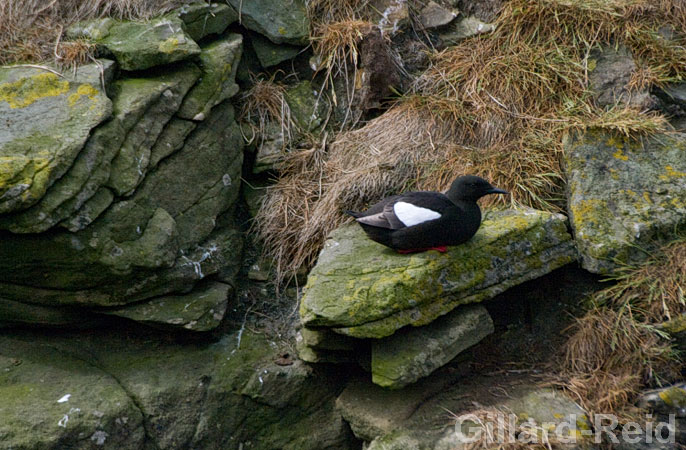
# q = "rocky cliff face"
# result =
<box><xmin>2</xmin><ymin>1</ymin><xmax>686</xmax><ymax>449</ymax></box>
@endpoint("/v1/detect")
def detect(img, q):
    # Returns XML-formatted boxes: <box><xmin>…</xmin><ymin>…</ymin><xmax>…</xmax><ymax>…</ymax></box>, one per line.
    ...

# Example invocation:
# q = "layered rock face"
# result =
<box><xmin>0</xmin><ymin>9</ymin><xmax>246</xmax><ymax>331</ymax></box>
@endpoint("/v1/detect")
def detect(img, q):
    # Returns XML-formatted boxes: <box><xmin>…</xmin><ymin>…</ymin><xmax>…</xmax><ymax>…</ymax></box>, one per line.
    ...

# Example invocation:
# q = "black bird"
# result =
<box><xmin>346</xmin><ymin>175</ymin><xmax>508</xmax><ymax>253</ymax></box>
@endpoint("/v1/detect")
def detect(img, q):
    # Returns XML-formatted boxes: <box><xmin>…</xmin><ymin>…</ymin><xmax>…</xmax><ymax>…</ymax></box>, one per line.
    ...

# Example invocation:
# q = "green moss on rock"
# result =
<box><xmin>300</xmin><ymin>209</ymin><xmax>576</xmax><ymax>338</ymax></box>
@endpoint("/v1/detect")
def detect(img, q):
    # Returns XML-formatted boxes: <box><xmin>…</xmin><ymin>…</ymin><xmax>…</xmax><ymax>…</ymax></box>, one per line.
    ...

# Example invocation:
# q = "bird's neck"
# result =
<box><xmin>454</xmin><ymin>199</ymin><xmax>482</xmax><ymax>221</ymax></box>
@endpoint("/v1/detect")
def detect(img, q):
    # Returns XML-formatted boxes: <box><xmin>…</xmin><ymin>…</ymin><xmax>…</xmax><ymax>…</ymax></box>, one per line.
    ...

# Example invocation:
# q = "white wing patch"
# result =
<box><xmin>393</xmin><ymin>202</ymin><xmax>441</xmax><ymax>227</ymax></box>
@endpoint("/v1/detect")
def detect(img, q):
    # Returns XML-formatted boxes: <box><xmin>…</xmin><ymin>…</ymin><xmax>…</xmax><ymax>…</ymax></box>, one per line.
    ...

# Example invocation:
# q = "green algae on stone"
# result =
<box><xmin>177</xmin><ymin>34</ymin><xmax>242</xmax><ymax>121</ymax></box>
<box><xmin>173</xmin><ymin>1</ymin><xmax>238</xmax><ymax>41</ymax></box>
<box><xmin>226</xmin><ymin>0</ymin><xmax>309</xmax><ymax>45</ymax></box>
<box><xmin>300</xmin><ymin>209</ymin><xmax>576</xmax><ymax>339</ymax></box>
<box><xmin>0</xmin><ymin>67</ymin><xmax>111</xmax><ymax>215</ymax></box>
<box><xmin>102</xmin><ymin>280</ymin><xmax>231</xmax><ymax>331</ymax></box>
<box><xmin>251</xmin><ymin>32</ymin><xmax>302</xmax><ymax>67</ymax></box>
<box><xmin>371</xmin><ymin>304</ymin><xmax>493</xmax><ymax>389</ymax></box>
<box><xmin>0</xmin><ymin>336</ymin><xmax>145</xmax><ymax>449</ymax></box>
<box><xmin>565</xmin><ymin>130</ymin><xmax>686</xmax><ymax>274</ymax></box>
<box><xmin>0</xmin><ymin>102</ymin><xmax>244</xmax><ymax>309</ymax></box>
<box><xmin>106</xmin><ymin>63</ymin><xmax>201</xmax><ymax>196</ymax></box>
<box><xmin>0</xmin><ymin>63</ymin><xmax>199</xmax><ymax>233</ymax></box>
<box><xmin>69</xmin><ymin>16</ymin><xmax>200</xmax><ymax>71</ymax></box>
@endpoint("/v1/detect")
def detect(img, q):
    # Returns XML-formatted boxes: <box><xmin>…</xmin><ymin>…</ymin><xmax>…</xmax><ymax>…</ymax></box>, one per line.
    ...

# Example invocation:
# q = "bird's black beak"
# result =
<box><xmin>486</xmin><ymin>187</ymin><xmax>509</xmax><ymax>195</ymax></box>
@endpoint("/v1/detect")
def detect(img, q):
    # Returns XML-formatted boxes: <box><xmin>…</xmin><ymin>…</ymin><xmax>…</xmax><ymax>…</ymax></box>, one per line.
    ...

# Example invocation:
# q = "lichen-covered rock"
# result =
<box><xmin>0</xmin><ymin>101</ymin><xmax>244</xmax><ymax>311</ymax></box>
<box><xmin>68</xmin><ymin>16</ymin><xmax>200</xmax><ymax>71</ymax></box>
<box><xmin>0</xmin><ymin>63</ymin><xmax>200</xmax><ymax>233</ymax></box>
<box><xmin>0</xmin><ymin>336</ymin><xmax>145</xmax><ymax>449</ymax></box>
<box><xmin>105</xmin><ymin>63</ymin><xmax>200</xmax><ymax>196</ymax></box>
<box><xmin>419</xmin><ymin>1</ymin><xmax>457</xmax><ymax>29</ymax></box>
<box><xmin>251</xmin><ymin>32</ymin><xmax>302</xmax><ymax>68</ymax></box>
<box><xmin>178</xmin><ymin>34</ymin><xmax>242</xmax><ymax>121</ymax></box>
<box><xmin>103</xmin><ymin>281</ymin><xmax>231</xmax><ymax>331</ymax></box>
<box><xmin>226</xmin><ymin>0</ymin><xmax>309</xmax><ymax>45</ymax></box>
<box><xmin>371</xmin><ymin>305</ymin><xmax>493</xmax><ymax>389</ymax></box>
<box><xmin>565</xmin><ymin>130</ymin><xmax>686</xmax><ymax>274</ymax></box>
<box><xmin>173</xmin><ymin>1</ymin><xmax>238</xmax><ymax>41</ymax></box>
<box><xmin>301</xmin><ymin>209</ymin><xmax>576</xmax><ymax>338</ymax></box>
<box><xmin>0</xmin><ymin>67</ymin><xmax>111</xmax><ymax>215</ymax></box>
<box><xmin>638</xmin><ymin>383</ymin><xmax>686</xmax><ymax>416</ymax></box>
<box><xmin>0</xmin><ymin>328</ymin><xmax>354</xmax><ymax>449</ymax></box>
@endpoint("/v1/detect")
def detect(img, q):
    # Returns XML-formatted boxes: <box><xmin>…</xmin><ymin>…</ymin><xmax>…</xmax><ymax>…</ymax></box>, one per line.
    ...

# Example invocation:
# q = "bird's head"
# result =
<box><xmin>446</xmin><ymin>175</ymin><xmax>509</xmax><ymax>202</ymax></box>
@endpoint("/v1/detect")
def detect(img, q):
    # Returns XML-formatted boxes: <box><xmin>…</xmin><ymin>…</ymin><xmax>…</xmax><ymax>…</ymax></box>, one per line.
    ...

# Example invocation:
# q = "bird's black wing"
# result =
<box><xmin>354</xmin><ymin>192</ymin><xmax>454</xmax><ymax>230</ymax></box>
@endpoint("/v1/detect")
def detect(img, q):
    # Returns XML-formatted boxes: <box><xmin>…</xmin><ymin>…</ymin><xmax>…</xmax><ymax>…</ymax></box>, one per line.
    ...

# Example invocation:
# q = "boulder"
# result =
<box><xmin>251</xmin><ymin>32</ymin><xmax>302</xmax><ymax>68</ymax></box>
<box><xmin>178</xmin><ymin>34</ymin><xmax>243</xmax><ymax>121</ymax></box>
<box><xmin>0</xmin><ymin>328</ymin><xmax>354</xmax><ymax>449</ymax></box>
<box><xmin>226</xmin><ymin>0</ymin><xmax>309</xmax><ymax>45</ymax></box>
<box><xmin>371</xmin><ymin>305</ymin><xmax>493</xmax><ymax>389</ymax></box>
<box><xmin>0</xmin><ymin>63</ymin><xmax>200</xmax><ymax>233</ymax></box>
<box><xmin>0</xmin><ymin>101</ymin><xmax>244</xmax><ymax>310</ymax></box>
<box><xmin>419</xmin><ymin>1</ymin><xmax>458</xmax><ymax>29</ymax></box>
<box><xmin>565</xmin><ymin>130</ymin><xmax>686</xmax><ymax>274</ymax></box>
<box><xmin>301</xmin><ymin>209</ymin><xmax>576</xmax><ymax>338</ymax></box>
<box><xmin>0</xmin><ymin>66</ymin><xmax>112</xmax><ymax>215</ymax></box>
<box><xmin>68</xmin><ymin>17</ymin><xmax>201</xmax><ymax>71</ymax></box>
<box><xmin>173</xmin><ymin>1</ymin><xmax>238</xmax><ymax>41</ymax></box>
<box><xmin>588</xmin><ymin>45</ymin><xmax>655</xmax><ymax>109</ymax></box>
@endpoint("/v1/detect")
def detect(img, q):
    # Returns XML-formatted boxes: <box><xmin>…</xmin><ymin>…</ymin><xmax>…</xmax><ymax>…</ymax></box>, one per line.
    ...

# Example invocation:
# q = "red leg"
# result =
<box><xmin>397</xmin><ymin>246</ymin><xmax>448</xmax><ymax>254</ymax></box>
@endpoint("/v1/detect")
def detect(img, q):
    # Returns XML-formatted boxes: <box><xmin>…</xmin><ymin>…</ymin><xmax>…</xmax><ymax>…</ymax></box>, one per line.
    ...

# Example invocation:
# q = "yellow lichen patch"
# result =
<box><xmin>0</xmin><ymin>73</ymin><xmax>69</xmax><ymax>109</ymax></box>
<box><xmin>68</xmin><ymin>84</ymin><xmax>99</xmax><ymax>107</ymax></box>
<box><xmin>158</xmin><ymin>37</ymin><xmax>179</xmax><ymax>54</ymax></box>
<box><xmin>606</xmin><ymin>135</ymin><xmax>624</xmax><ymax>150</ymax></box>
<box><xmin>613</xmin><ymin>148</ymin><xmax>629</xmax><ymax>161</ymax></box>
<box><xmin>570</xmin><ymin>198</ymin><xmax>607</xmax><ymax>229</ymax></box>
<box><xmin>642</xmin><ymin>191</ymin><xmax>652</xmax><ymax>204</ymax></box>
<box><xmin>658</xmin><ymin>165</ymin><xmax>686</xmax><ymax>181</ymax></box>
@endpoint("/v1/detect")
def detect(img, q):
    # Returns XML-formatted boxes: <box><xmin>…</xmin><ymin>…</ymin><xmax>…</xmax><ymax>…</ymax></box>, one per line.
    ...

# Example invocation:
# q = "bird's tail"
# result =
<box><xmin>344</xmin><ymin>210</ymin><xmax>362</xmax><ymax>218</ymax></box>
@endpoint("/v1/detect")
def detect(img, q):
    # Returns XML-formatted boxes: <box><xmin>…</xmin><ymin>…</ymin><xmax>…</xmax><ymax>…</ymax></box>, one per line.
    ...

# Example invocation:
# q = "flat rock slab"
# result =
<box><xmin>371</xmin><ymin>305</ymin><xmax>493</xmax><ymax>389</ymax></box>
<box><xmin>301</xmin><ymin>209</ymin><xmax>576</xmax><ymax>338</ymax></box>
<box><xmin>565</xmin><ymin>131</ymin><xmax>686</xmax><ymax>274</ymax></box>
<box><xmin>0</xmin><ymin>67</ymin><xmax>111</xmax><ymax>215</ymax></box>
<box><xmin>103</xmin><ymin>281</ymin><xmax>231</xmax><ymax>331</ymax></box>
<box><xmin>68</xmin><ymin>16</ymin><xmax>200</xmax><ymax>71</ymax></box>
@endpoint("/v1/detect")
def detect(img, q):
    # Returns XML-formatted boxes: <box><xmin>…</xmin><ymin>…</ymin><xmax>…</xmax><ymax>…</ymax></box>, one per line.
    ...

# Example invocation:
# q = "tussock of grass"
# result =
<box><xmin>555</xmin><ymin>308</ymin><xmax>679</xmax><ymax>419</ymax></box>
<box><xmin>0</xmin><ymin>0</ymin><xmax>188</xmax><ymax>66</ymax></box>
<box><xmin>598</xmin><ymin>239</ymin><xmax>686</xmax><ymax>324</ymax></box>
<box><xmin>555</xmin><ymin>239</ymin><xmax>686</xmax><ymax>419</ymax></box>
<box><xmin>238</xmin><ymin>76</ymin><xmax>297</xmax><ymax>151</ymax></box>
<box><xmin>258</xmin><ymin>0</ymin><xmax>686</xmax><ymax>281</ymax></box>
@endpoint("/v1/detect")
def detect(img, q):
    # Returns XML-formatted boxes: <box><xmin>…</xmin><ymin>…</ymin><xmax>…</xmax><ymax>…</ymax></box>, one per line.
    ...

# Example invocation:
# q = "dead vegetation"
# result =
<box><xmin>0</xmin><ymin>0</ymin><xmax>188</xmax><ymax>66</ymax></box>
<box><xmin>238</xmin><ymin>75</ymin><xmax>298</xmax><ymax>150</ymax></box>
<box><xmin>257</xmin><ymin>0</ymin><xmax>686</xmax><ymax>282</ymax></box>
<box><xmin>554</xmin><ymin>238</ymin><xmax>686</xmax><ymax>421</ymax></box>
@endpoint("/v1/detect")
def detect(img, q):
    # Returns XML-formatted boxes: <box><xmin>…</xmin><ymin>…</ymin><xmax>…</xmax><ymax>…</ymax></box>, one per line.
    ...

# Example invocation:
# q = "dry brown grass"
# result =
<box><xmin>238</xmin><ymin>75</ymin><xmax>297</xmax><ymax>151</ymax></box>
<box><xmin>554</xmin><ymin>307</ymin><xmax>680</xmax><ymax>419</ymax></box>
<box><xmin>598</xmin><ymin>239</ymin><xmax>686</xmax><ymax>324</ymax></box>
<box><xmin>0</xmin><ymin>0</ymin><xmax>188</xmax><ymax>66</ymax></box>
<box><xmin>258</xmin><ymin>0</ymin><xmax>686</xmax><ymax>282</ymax></box>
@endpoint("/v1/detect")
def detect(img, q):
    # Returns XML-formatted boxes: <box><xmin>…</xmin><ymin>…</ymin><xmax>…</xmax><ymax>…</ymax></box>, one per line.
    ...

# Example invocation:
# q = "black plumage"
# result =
<box><xmin>346</xmin><ymin>175</ymin><xmax>508</xmax><ymax>252</ymax></box>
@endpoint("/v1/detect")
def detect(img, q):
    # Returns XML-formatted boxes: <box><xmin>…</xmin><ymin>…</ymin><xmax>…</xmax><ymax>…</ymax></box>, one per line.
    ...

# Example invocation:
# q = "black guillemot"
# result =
<box><xmin>346</xmin><ymin>175</ymin><xmax>508</xmax><ymax>253</ymax></box>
